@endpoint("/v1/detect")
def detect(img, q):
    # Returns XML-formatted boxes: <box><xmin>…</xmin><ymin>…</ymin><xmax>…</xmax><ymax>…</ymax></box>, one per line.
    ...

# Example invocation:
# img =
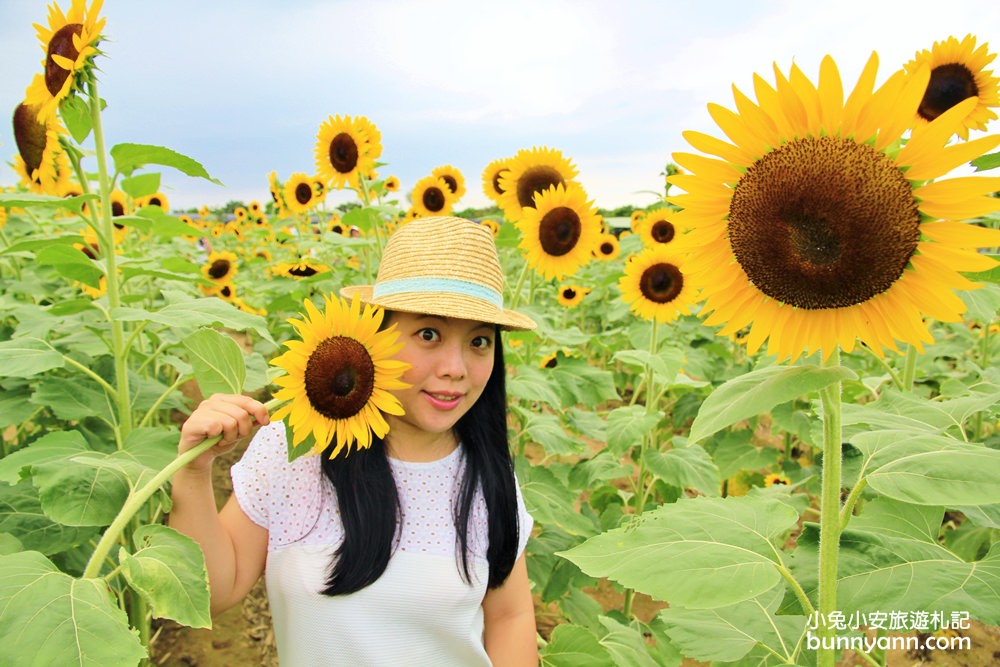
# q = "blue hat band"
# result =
<box><xmin>372</xmin><ymin>277</ymin><xmax>504</xmax><ymax>309</ymax></box>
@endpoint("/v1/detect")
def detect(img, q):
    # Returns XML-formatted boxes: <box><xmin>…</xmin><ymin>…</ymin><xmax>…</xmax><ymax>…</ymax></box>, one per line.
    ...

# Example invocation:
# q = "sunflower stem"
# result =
<box><xmin>901</xmin><ymin>344</ymin><xmax>918</xmax><ymax>392</ymax></box>
<box><xmin>508</xmin><ymin>261</ymin><xmax>531</xmax><ymax>310</ymax></box>
<box><xmin>817</xmin><ymin>347</ymin><xmax>843</xmax><ymax>667</ymax></box>
<box><xmin>862</xmin><ymin>346</ymin><xmax>904</xmax><ymax>392</ymax></box>
<box><xmin>87</xmin><ymin>79</ymin><xmax>133</xmax><ymax>440</ymax></box>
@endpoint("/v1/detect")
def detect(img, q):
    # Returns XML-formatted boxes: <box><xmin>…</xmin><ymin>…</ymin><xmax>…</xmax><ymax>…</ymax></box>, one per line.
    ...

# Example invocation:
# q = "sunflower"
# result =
<box><xmin>516</xmin><ymin>183</ymin><xmax>602</xmax><ymax>280</ymax></box>
<box><xmin>630</xmin><ymin>210</ymin><xmax>646</xmax><ymax>236</ymax></box>
<box><xmin>327</xmin><ymin>214</ymin><xmax>344</xmax><ymax>234</ymax></box>
<box><xmin>557</xmin><ymin>285</ymin><xmax>590</xmax><ymax>307</ymax></box>
<box><xmin>216</xmin><ymin>282</ymin><xmax>237</xmax><ymax>302</ymax></box>
<box><xmin>410</xmin><ymin>176</ymin><xmax>455</xmax><ymax>218</ymax></box>
<box><xmin>249</xmin><ymin>200</ymin><xmax>262</xmax><ymax>216</ymax></box>
<box><xmin>764</xmin><ymin>473</ymin><xmax>791</xmax><ymax>487</ymax></box>
<box><xmin>539</xmin><ymin>352</ymin><xmax>559</xmax><ymax>369</ymax></box>
<box><xmin>431</xmin><ymin>165</ymin><xmax>467</xmax><ymax>200</ymax></box>
<box><xmin>109</xmin><ymin>189</ymin><xmax>129</xmax><ymax>217</ymax></box>
<box><xmin>384</xmin><ymin>175</ymin><xmax>400</xmax><ymax>192</ymax></box>
<box><xmin>270</xmin><ymin>294</ymin><xmax>411</xmax><ymax>457</ymax></box>
<box><xmin>669</xmin><ymin>53</ymin><xmax>1000</xmax><ymax>362</ymax></box>
<box><xmin>480</xmin><ymin>218</ymin><xmax>501</xmax><ymax>238</ymax></box>
<box><xmin>498</xmin><ymin>147</ymin><xmax>579</xmax><ymax>221</ymax></box>
<box><xmin>619</xmin><ymin>245</ymin><xmax>697</xmax><ymax>323</ymax></box>
<box><xmin>594</xmin><ymin>233</ymin><xmax>620</xmax><ymax>261</ymax></box>
<box><xmin>77</xmin><ymin>274</ymin><xmax>106</xmax><ymax>299</ymax></box>
<box><xmin>12</xmin><ymin>101</ymin><xmax>69</xmax><ymax>194</ymax></box>
<box><xmin>903</xmin><ymin>34</ymin><xmax>999</xmax><ymax>139</ymax></box>
<box><xmin>272</xmin><ymin>259</ymin><xmax>331</xmax><ymax>278</ymax></box>
<box><xmin>138</xmin><ymin>192</ymin><xmax>170</xmax><ymax>212</ymax></box>
<box><xmin>641</xmin><ymin>209</ymin><xmax>677</xmax><ymax>246</ymax></box>
<box><xmin>482</xmin><ymin>157</ymin><xmax>511</xmax><ymax>203</ymax></box>
<box><xmin>234</xmin><ymin>206</ymin><xmax>248</xmax><ymax>223</ymax></box>
<box><xmin>202</xmin><ymin>250</ymin><xmax>239</xmax><ymax>285</ymax></box>
<box><xmin>23</xmin><ymin>0</ymin><xmax>106</xmax><ymax>122</ymax></box>
<box><xmin>283</xmin><ymin>173</ymin><xmax>319</xmax><ymax>214</ymax></box>
<box><xmin>314</xmin><ymin>115</ymin><xmax>379</xmax><ymax>190</ymax></box>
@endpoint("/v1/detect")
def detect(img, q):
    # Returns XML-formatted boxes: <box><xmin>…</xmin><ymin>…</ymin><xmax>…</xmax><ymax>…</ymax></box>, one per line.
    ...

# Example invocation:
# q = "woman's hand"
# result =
<box><xmin>178</xmin><ymin>394</ymin><xmax>271</xmax><ymax>473</ymax></box>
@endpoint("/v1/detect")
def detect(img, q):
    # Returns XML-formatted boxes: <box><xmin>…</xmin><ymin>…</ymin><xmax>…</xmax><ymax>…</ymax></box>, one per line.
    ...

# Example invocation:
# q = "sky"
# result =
<box><xmin>1</xmin><ymin>0</ymin><xmax>998</xmax><ymax>212</ymax></box>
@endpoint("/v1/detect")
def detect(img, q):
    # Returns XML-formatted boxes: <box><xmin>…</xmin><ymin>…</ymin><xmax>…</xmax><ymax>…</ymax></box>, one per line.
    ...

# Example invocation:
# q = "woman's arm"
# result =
<box><xmin>482</xmin><ymin>554</ymin><xmax>539</xmax><ymax>666</ymax></box>
<box><xmin>168</xmin><ymin>393</ymin><xmax>270</xmax><ymax>615</ymax></box>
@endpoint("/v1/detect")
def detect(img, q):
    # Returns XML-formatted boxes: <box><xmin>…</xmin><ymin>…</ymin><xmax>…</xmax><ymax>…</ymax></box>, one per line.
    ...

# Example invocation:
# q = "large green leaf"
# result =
<box><xmin>710</xmin><ymin>430</ymin><xmax>781</xmax><ymax>480</ymax></box>
<box><xmin>845</xmin><ymin>388</ymin><xmax>1000</xmax><ymax>439</ymax></box>
<box><xmin>0</xmin><ymin>481</ymin><xmax>94</xmax><ymax>555</ymax></box>
<box><xmin>597</xmin><ymin>616</ymin><xmax>661</xmax><ymax>667</ymax></box>
<box><xmin>29</xmin><ymin>377</ymin><xmax>114</xmax><ymax>422</ymax></box>
<box><xmin>122</xmin><ymin>426</ymin><xmax>180</xmax><ymax>473</ymax></box>
<box><xmin>0</xmin><ymin>430</ymin><xmax>89</xmax><ymax>485</ymax></box>
<box><xmin>516</xmin><ymin>459</ymin><xmax>596</xmax><ymax>537</ymax></box>
<box><xmin>0</xmin><ymin>386</ymin><xmax>44</xmax><ymax>429</ymax></box>
<box><xmin>0</xmin><ymin>551</ymin><xmax>146</xmax><ymax>666</ymax></box>
<box><xmin>0</xmin><ymin>192</ymin><xmax>97</xmax><ymax>213</ymax></box>
<box><xmin>111</xmin><ymin>297</ymin><xmax>273</xmax><ymax>344</ymax></box>
<box><xmin>120</xmin><ymin>525</ymin><xmax>211</xmax><ymax>628</ymax></box>
<box><xmin>36</xmin><ymin>244</ymin><xmax>104</xmax><ymax>286</ymax></box>
<box><xmin>507</xmin><ymin>367</ymin><xmax>562</xmax><ymax>408</ymax></box>
<box><xmin>959</xmin><ymin>281</ymin><xmax>1000</xmax><ymax>323</ymax></box>
<box><xmin>558</xmin><ymin>495</ymin><xmax>800</xmax><ymax>608</ymax></box>
<box><xmin>689</xmin><ymin>365</ymin><xmax>855</xmax><ymax>443</ymax></box>
<box><xmin>181</xmin><ymin>328</ymin><xmax>246</xmax><ymax>396</ymax></box>
<box><xmin>119</xmin><ymin>172</ymin><xmax>160</xmax><ymax>199</ymax></box>
<box><xmin>606</xmin><ymin>405</ymin><xmax>662</xmax><ymax>457</ymax></box>
<box><xmin>549</xmin><ymin>356</ymin><xmax>619</xmax><ymax>407</ymax></box>
<box><xmin>540</xmin><ymin>623</ymin><xmax>612</xmax><ymax>667</ymax></box>
<box><xmin>612</xmin><ymin>347</ymin><xmax>684</xmax><ymax>387</ymax></box>
<box><xmin>641</xmin><ymin>444</ymin><xmax>720</xmax><ymax>496</ymax></box>
<box><xmin>657</xmin><ymin>587</ymin><xmax>806</xmax><ymax>663</ymax></box>
<box><xmin>110</xmin><ymin>142</ymin><xmax>222</xmax><ymax>184</ymax></box>
<box><xmin>516</xmin><ymin>409</ymin><xmax>586</xmax><ymax>457</ymax></box>
<box><xmin>0</xmin><ymin>338</ymin><xmax>65</xmax><ymax>378</ymax></box>
<box><xmin>31</xmin><ymin>453</ymin><xmax>134</xmax><ymax>527</ymax></box>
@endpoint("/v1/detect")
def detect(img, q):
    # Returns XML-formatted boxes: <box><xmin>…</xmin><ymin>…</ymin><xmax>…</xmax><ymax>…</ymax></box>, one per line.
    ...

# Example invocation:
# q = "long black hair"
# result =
<box><xmin>319</xmin><ymin>328</ymin><xmax>519</xmax><ymax>595</ymax></box>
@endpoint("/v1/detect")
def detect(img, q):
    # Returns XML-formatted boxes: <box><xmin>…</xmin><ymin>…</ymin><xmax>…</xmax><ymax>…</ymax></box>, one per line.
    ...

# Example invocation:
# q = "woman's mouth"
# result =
<box><xmin>423</xmin><ymin>391</ymin><xmax>463</xmax><ymax>410</ymax></box>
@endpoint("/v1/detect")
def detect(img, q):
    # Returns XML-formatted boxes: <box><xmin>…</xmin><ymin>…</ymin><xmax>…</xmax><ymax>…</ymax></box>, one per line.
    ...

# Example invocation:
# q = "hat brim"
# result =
<box><xmin>340</xmin><ymin>285</ymin><xmax>537</xmax><ymax>332</ymax></box>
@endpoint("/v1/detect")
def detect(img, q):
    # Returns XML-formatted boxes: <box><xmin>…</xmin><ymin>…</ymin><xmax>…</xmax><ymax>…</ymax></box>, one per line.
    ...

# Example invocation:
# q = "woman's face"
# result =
<box><xmin>382</xmin><ymin>312</ymin><xmax>495</xmax><ymax>459</ymax></box>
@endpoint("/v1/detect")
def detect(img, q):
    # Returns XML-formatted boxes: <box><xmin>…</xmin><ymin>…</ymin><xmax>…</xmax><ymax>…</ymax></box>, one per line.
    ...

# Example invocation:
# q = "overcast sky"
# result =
<box><xmin>1</xmin><ymin>0</ymin><xmax>998</xmax><ymax>212</ymax></box>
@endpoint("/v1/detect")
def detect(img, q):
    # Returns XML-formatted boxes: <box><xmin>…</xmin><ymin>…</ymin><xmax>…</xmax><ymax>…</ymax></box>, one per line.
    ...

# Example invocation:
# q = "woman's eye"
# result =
<box><xmin>471</xmin><ymin>335</ymin><xmax>493</xmax><ymax>350</ymax></box>
<box><xmin>418</xmin><ymin>328</ymin><xmax>440</xmax><ymax>342</ymax></box>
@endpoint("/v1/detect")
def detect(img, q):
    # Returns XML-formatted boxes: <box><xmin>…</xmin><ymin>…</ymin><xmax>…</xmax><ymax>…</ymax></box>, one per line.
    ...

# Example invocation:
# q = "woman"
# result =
<box><xmin>170</xmin><ymin>216</ymin><xmax>539</xmax><ymax>666</ymax></box>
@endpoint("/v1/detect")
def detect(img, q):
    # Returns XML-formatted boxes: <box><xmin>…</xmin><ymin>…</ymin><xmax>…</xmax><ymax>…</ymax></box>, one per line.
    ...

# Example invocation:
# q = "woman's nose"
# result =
<box><xmin>436</xmin><ymin>342</ymin><xmax>467</xmax><ymax>379</ymax></box>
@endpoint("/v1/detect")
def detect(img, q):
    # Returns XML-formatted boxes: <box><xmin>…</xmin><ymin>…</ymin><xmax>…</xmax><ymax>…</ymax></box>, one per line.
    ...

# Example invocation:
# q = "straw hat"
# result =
<box><xmin>340</xmin><ymin>216</ymin><xmax>537</xmax><ymax>331</ymax></box>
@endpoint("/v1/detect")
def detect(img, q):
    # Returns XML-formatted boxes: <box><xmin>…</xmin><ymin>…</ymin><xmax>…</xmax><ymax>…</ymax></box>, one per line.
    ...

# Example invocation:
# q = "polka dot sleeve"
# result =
<box><xmin>514</xmin><ymin>474</ymin><xmax>533</xmax><ymax>558</ymax></box>
<box><xmin>230</xmin><ymin>421</ymin><xmax>323</xmax><ymax>549</ymax></box>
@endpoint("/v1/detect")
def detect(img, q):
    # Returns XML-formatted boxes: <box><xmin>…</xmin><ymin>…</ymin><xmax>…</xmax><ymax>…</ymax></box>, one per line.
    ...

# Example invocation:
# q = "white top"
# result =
<box><xmin>231</xmin><ymin>422</ymin><xmax>533</xmax><ymax>666</ymax></box>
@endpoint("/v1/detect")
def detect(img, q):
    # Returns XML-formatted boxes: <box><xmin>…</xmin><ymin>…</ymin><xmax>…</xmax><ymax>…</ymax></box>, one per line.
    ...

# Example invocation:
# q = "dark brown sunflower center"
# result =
<box><xmin>219</xmin><ymin>285</ymin><xmax>233</xmax><ymax>298</ymax></box>
<box><xmin>639</xmin><ymin>263</ymin><xmax>683</xmax><ymax>304</ymax></box>
<box><xmin>303</xmin><ymin>336</ymin><xmax>376</xmax><ymax>420</ymax></box>
<box><xmin>538</xmin><ymin>207</ymin><xmax>581</xmax><ymax>256</ymax></box>
<box><xmin>290</xmin><ymin>265</ymin><xmax>318</xmax><ymax>277</ymax></box>
<box><xmin>729</xmin><ymin>135</ymin><xmax>919</xmax><ymax>310</ymax></box>
<box><xmin>422</xmin><ymin>186</ymin><xmax>446</xmax><ymax>212</ymax></box>
<box><xmin>111</xmin><ymin>200</ymin><xmax>124</xmax><ymax>216</ymax></box>
<box><xmin>329</xmin><ymin>133</ymin><xmax>359</xmax><ymax>174</ymax></box>
<box><xmin>562</xmin><ymin>288</ymin><xmax>577</xmax><ymax>300</ymax></box>
<box><xmin>599</xmin><ymin>241</ymin><xmax>615</xmax><ymax>255</ymax></box>
<box><xmin>46</xmin><ymin>24</ymin><xmax>84</xmax><ymax>96</ymax></box>
<box><xmin>516</xmin><ymin>167</ymin><xmax>564</xmax><ymax>208</ymax></box>
<box><xmin>294</xmin><ymin>182</ymin><xmax>313</xmax><ymax>205</ymax></box>
<box><xmin>918</xmin><ymin>63</ymin><xmax>979</xmax><ymax>122</ymax></box>
<box><xmin>493</xmin><ymin>169</ymin><xmax>509</xmax><ymax>195</ymax></box>
<box><xmin>441</xmin><ymin>175</ymin><xmax>458</xmax><ymax>193</ymax></box>
<box><xmin>650</xmin><ymin>219</ymin><xmax>675</xmax><ymax>244</ymax></box>
<box><xmin>148</xmin><ymin>196</ymin><xmax>163</xmax><ymax>208</ymax></box>
<box><xmin>12</xmin><ymin>103</ymin><xmax>47</xmax><ymax>175</ymax></box>
<box><xmin>208</xmin><ymin>259</ymin><xmax>231</xmax><ymax>279</ymax></box>
<box><xmin>544</xmin><ymin>356</ymin><xmax>558</xmax><ymax>368</ymax></box>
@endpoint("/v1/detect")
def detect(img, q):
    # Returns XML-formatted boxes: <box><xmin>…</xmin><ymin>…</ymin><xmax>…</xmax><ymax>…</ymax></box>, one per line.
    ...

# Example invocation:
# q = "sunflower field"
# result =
<box><xmin>2</xmin><ymin>2</ymin><xmax>1000</xmax><ymax>666</ymax></box>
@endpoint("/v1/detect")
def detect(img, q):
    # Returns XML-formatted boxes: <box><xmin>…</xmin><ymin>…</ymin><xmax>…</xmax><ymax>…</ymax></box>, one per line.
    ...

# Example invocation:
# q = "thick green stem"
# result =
<box><xmin>775</xmin><ymin>562</ymin><xmax>815</xmax><ymax>617</ymax></box>
<box><xmin>901</xmin><ymin>344</ymin><xmax>918</xmax><ymax>392</ymax></box>
<box><xmin>817</xmin><ymin>348</ymin><xmax>843</xmax><ymax>667</ymax></box>
<box><xmin>839</xmin><ymin>477</ymin><xmax>868</xmax><ymax>531</ymax></box>
<box><xmin>88</xmin><ymin>80</ymin><xmax>133</xmax><ymax>439</ymax></box>
<box><xmin>507</xmin><ymin>261</ymin><xmax>531</xmax><ymax>310</ymax></box>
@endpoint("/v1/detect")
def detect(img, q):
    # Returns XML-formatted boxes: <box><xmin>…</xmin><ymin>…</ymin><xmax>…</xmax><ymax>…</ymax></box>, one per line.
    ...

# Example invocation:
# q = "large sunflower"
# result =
<box><xmin>12</xmin><ymin>101</ymin><xmax>69</xmax><ymax>194</ymax></box>
<box><xmin>669</xmin><ymin>53</ymin><xmax>1000</xmax><ymax>362</ymax></box>
<box><xmin>903</xmin><ymin>34</ymin><xmax>999</xmax><ymax>140</ymax></box>
<box><xmin>498</xmin><ymin>147</ymin><xmax>579</xmax><ymax>221</ymax></box>
<box><xmin>284</xmin><ymin>173</ymin><xmax>319</xmax><ymax>214</ymax></box>
<box><xmin>482</xmin><ymin>157</ymin><xmax>511</xmax><ymax>202</ymax></box>
<box><xmin>516</xmin><ymin>182</ymin><xmax>601</xmax><ymax>280</ymax></box>
<box><xmin>619</xmin><ymin>245</ymin><xmax>697</xmax><ymax>323</ymax></box>
<box><xmin>314</xmin><ymin>115</ymin><xmax>379</xmax><ymax>190</ymax></box>
<box><xmin>641</xmin><ymin>208</ymin><xmax>677</xmax><ymax>246</ymax></box>
<box><xmin>24</xmin><ymin>0</ymin><xmax>106</xmax><ymax>123</ymax></box>
<box><xmin>431</xmin><ymin>165</ymin><xmax>467</xmax><ymax>200</ymax></box>
<box><xmin>270</xmin><ymin>295</ymin><xmax>411</xmax><ymax>457</ymax></box>
<box><xmin>410</xmin><ymin>176</ymin><xmax>455</xmax><ymax>218</ymax></box>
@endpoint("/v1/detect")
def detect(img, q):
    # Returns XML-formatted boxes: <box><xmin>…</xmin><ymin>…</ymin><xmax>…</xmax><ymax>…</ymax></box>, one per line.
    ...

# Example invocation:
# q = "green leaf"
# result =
<box><xmin>0</xmin><ymin>234</ymin><xmax>84</xmax><ymax>256</ymax></box>
<box><xmin>111</xmin><ymin>298</ymin><xmax>274</xmax><ymax>344</ymax></box>
<box><xmin>29</xmin><ymin>376</ymin><xmax>114</xmax><ymax>422</ymax></box>
<box><xmin>517</xmin><ymin>409</ymin><xmax>586</xmax><ymax>457</ymax></box>
<box><xmin>120</xmin><ymin>172</ymin><xmax>161</xmax><ymax>199</ymax></box>
<box><xmin>657</xmin><ymin>587</ymin><xmax>806</xmax><ymax>663</ymax></box>
<box><xmin>710</xmin><ymin>430</ymin><xmax>781</xmax><ymax>480</ymax></box>
<box><xmin>0</xmin><ymin>192</ymin><xmax>97</xmax><ymax>213</ymax></box>
<box><xmin>540</xmin><ymin>623</ymin><xmax>613</xmax><ymax>667</ymax></box>
<box><xmin>690</xmin><ymin>365</ymin><xmax>856</xmax><ymax>443</ymax></box>
<box><xmin>59</xmin><ymin>94</ymin><xmax>93</xmax><ymax>143</ymax></box>
<box><xmin>0</xmin><ymin>551</ymin><xmax>146</xmax><ymax>666</ymax></box>
<box><xmin>36</xmin><ymin>244</ymin><xmax>104</xmax><ymax>286</ymax></box>
<box><xmin>0</xmin><ymin>386</ymin><xmax>40</xmax><ymax>429</ymax></box>
<box><xmin>0</xmin><ymin>430</ymin><xmax>89</xmax><ymax>485</ymax></box>
<box><xmin>135</xmin><ymin>204</ymin><xmax>201</xmax><ymax>238</ymax></box>
<box><xmin>606</xmin><ymin>405</ymin><xmax>662</xmax><ymax>456</ymax></box>
<box><xmin>549</xmin><ymin>357</ymin><xmax>619</xmax><ymax>407</ymax></box>
<box><xmin>110</xmin><ymin>143</ymin><xmax>222</xmax><ymax>184</ymax></box>
<box><xmin>612</xmin><ymin>347</ymin><xmax>684</xmax><ymax>386</ymax></box>
<box><xmin>120</xmin><ymin>525</ymin><xmax>211</xmax><ymax>628</ymax></box>
<box><xmin>956</xmin><ymin>503</ymin><xmax>1000</xmax><ymax>529</ymax></box>
<box><xmin>597</xmin><ymin>616</ymin><xmax>661</xmax><ymax>667</ymax></box>
<box><xmin>849</xmin><ymin>497</ymin><xmax>943</xmax><ymax>542</ymax></box>
<box><xmin>508</xmin><ymin>366</ymin><xmax>562</xmax><ymax>407</ymax></box>
<box><xmin>559</xmin><ymin>495</ymin><xmax>800</xmax><ymax>608</ymax></box>
<box><xmin>123</xmin><ymin>426</ymin><xmax>180</xmax><ymax>473</ymax></box>
<box><xmin>517</xmin><ymin>459</ymin><xmax>596</xmax><ymax>537</ymax></box>
<box><xmin>0</xmin><ymin>338</ymin><xmax>65</xmax><ymax>378</ymax></box>
<box><xmin>641</xmin><ymin>444</ymin><xmax>720</xmax><ymax>496</ymax></box>
<box><xmin>972</xmin><ymin>150</ymin><xmax>1000</xmax><ymax>171</ymax></box>
<box><xmin>0</xmin><ymin>480</ymin><xmax>94</xmax><ymax>554</ymax></box>
<box><xmin>959</xmin><ymin>282</ymin><xmax>1000</xmax><ymax>323</ymax></box>
<box><xmin>181</xmin><ymin>328</ymin><xmax>247</xmax><ymax>396</ymax></box>
<box><xmin>31</xmin><ymin>453</ymin><xmax>132</xmax><ymax>526</ymax></box>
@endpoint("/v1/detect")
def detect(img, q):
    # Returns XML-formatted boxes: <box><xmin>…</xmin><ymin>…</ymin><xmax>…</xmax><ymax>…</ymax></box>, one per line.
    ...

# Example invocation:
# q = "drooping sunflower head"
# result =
<box><xmin>641</xmin><ymin>209</ymin><xmax>677</xmax><ymax>246</ymax></box>
<box><xmin>12</xmin><ymin>101</ymin><xmax>68</xmax><ymax>193</ymax></box>
<box><xmin>670</xmin><ymin>53</ymin><xmax>1000</xmax><ymax>361</ymax></box>
<box><xmin>270</xmin><ymin>294</ymin><xmax>411</xmax><ymax>458</ymax></box>
<box><xmin>618</xmin><ymin>245</ymin><xmax>696</xmax><ymax>323</ymax></box>
<box><xmin>284</xmin><ymin>173</ymin><xmax>319</xmax><ymax>214</ymax></box>
<box><xmin>498</xmin><ymin>147</ymin><xmax>579</xmax><ymax>221</ymax></box>
<box><xmin>515</xmin><ymin>182</ymin><xmax>602</xmax><ymax>280</ymax></box>
<box><xmin>410</xmin><ymin>176</ymin><xmax>455</xmax><ymax>218</ymax></box>
<box><xmin>431</xmin><ymin>165</ymin><xmax>467</xmax><ymax>200</ymax></box>
<box><xmin>904</xmin><ymin>34</ymin><xmax>999</xmax><ymax>139</ymax></box>
<box><xmin>557</xmin><ymin>284</ymin><xmax>590</xmax><ymax>308</ymax></box>
<box><xmin>481</xmin><ymin>157</ymin><xmax>511</xmax><ymax>203</ymax></box>
<box><xmin>23</xmin><ymin>0</ymin><xmax>106</xmax><ymax>122</ymax></box>
<box><xmin>202</xmin><ymin>250</ymin><xmax>239</xmax><ymax>284</ymax></box>
<box><xmin>314</xmin><ymin>114</ymin><xmax>380</xmax><ymax>190</ymax></box>
<box><xmin>594</xmin><ymin>232</ymin><xmax>620</xmax><ymax>261</ymax></box>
